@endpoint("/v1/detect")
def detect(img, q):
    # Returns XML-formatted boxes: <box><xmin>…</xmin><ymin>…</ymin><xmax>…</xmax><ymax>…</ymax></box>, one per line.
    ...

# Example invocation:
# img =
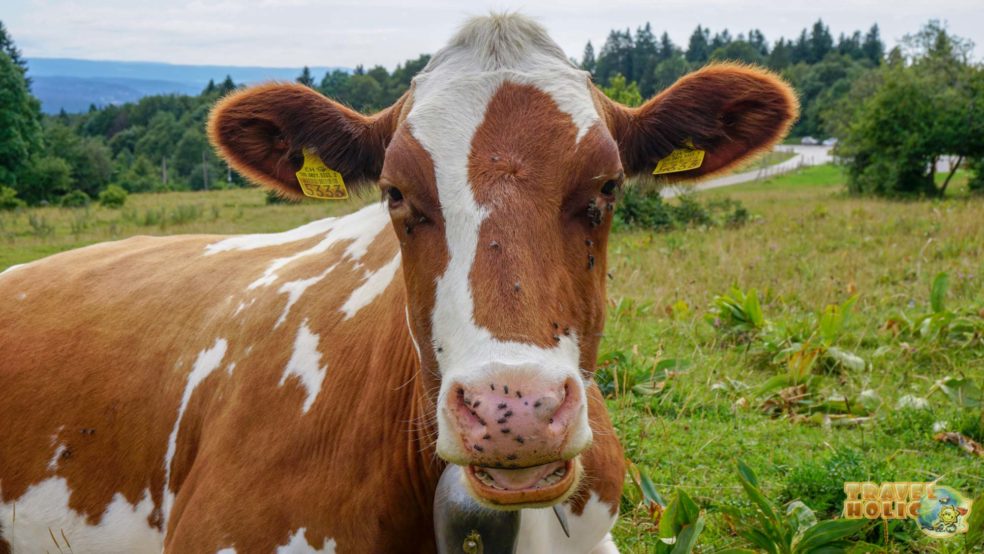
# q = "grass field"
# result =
<box><xmin>2</xmin><ymin>166</ymin><xmax>982</xmax><ymax>552</ymax></box>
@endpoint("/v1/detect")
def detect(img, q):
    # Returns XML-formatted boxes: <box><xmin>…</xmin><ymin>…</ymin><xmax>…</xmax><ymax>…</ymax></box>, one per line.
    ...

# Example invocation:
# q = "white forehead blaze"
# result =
<box><xmin>405</xmin><ymin>16</ymin><xmax>597</xmax><ymax>457</ymax></box>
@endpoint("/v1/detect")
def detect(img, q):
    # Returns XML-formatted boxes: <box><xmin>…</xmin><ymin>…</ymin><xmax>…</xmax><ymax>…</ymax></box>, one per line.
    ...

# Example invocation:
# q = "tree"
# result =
<box><xmin>837</xmin><ymin>23</ymin><xmax>983</xmax><ymax>198</ymax></box>
<box><xmin>862</xmin><ymin>24</ymin><xmax>884</xmax><ymax>65</ymax></box>
<box><xmin>20</xmin><ymin>155</ymin><xmax>73</xmax><ymax>204</ymax></box>
<box><xmin>0</xmin><ymin>51</ymin><xmax>43</xmax><ymax>191</ymax></box>
<box><xmin>768</xmin><ymin>39</ymin><xmax>793</xmax><ymax>70</ymax></box>
<box><xmin>580</xmin><ymin>41</ymin><xmax>596</xmax><ymax>74</ymax></box>
<box><xmin>652</xmin><ymin>53</ymin><xmax>689</xmax><ymax>92</ymax></box>
<box><xmin>686</xmin><ymin>25</ymin><xmax>711</xmax><ymax>65</ymax></box>
<box><xmin>320</xmin><ymin>69</ymin><xmax>350</xmax><ymax>100</ymax></box>
<box><xmin>601</xmin><ymin>74</ymin><xmax>642</xmax><ymax>107</ymax></box>
<box><xmin>595</xmin><ymin>29</ymin><xmax>634</xmax><ymax>86</ymax></box>
<box><xmin>711</xmin><ymin>40</ymin><xmax>766</xmax><ymax>65</ymax></box>
<box><xmin>0</xmin><ymin>21</ymin><xmax>28</xmax><ymax>84</ymax></box>
<box><xmin>296</xmin><ymin>66</ymin><xmax>315</xmax><ymax>88</ymax></box>
<box><xmin>808</xmin><ymin>20</ymin><xmax>834</xmax><ymax>63</ymax></box>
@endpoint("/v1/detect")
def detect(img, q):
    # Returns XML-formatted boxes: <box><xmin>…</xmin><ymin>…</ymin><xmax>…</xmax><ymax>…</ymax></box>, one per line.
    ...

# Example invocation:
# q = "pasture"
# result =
<box><xmin>2</xmin><ymin>165</ymin><xmax>982</xmax><ymax>552</ymax></box>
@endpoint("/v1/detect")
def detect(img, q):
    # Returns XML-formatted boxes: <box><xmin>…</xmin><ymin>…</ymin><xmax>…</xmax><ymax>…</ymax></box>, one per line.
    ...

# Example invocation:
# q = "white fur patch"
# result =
<box><xmin>279</xmin><ymin>321</ymin><xmax>328</xmax><ymax>413</ymax></box>
<box><xmin>48</xmin><ymin>443</ymin><xmax>67</xmax><ymax>471</ymax></box>
<box><xmin>341</xmin><ymin>252</ymin><xmax>401</xmax><ymax>320</ymax></box>
<box><xmin>277</xmin><ymin>527</ymin><xmax>337</xmax><ymax>553</ymax></box>
<box><xmin>244</xmin><ymin>203</ymin><xmax>389</xmax><ymax>290</ymax></box>
<box><xmin>275</xmin><ymin>263</ymin><xmax>338</xmax><ymax>328</ymax></box>
<box><xmin>162</xmin><ymin>338</ymin><xmax>228</xmax><ymax>526</ymax></box>
<box><xmin>516</xmin><ymin>493</ymin><xmax>618</xmax><ymax>553</ymax></box>
<box><xmin>407</xmin><ymin>14</ymin><xmax>595</xmax><ymax>462</ymax></box>
<box><xmin>0</xmin><ymin>478</ymin><xmax>163</xmax><ymax>553</ymax></box>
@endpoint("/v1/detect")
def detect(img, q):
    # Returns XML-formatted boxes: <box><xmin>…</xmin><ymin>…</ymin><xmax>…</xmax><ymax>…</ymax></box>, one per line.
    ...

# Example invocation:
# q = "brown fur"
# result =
<box><xmin>207</xmin><ymin>83</ymin><xmax>407</xmax><ymax>199</ymax></box>
<box><xmin>598</xmin><ymin>63</ymin><xmax>799</xmax><ymax>180</ymax></box>
<box><xmin>1</xmin><ymin>58</ymin><xmax>797</xmax><ymax>552</ymax></box>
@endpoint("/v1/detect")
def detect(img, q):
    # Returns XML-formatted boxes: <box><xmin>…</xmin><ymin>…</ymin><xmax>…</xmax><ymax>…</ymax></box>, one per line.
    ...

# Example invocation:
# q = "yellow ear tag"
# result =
<box><xmin>295</xmin><ymin>148</ymin><xmax>348</xmax><ymax>200</ymax></box>
<box><xmin>652</xmin><ymin>142</ymin><xmax>705</xmax><ymax>175</ymax></box>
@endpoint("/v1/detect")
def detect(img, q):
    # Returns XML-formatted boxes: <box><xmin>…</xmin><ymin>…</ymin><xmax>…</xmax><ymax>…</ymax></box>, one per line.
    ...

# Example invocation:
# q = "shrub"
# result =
<box><xmin>59</xmin><ymin>189</ymin><xmax>91</xmax><ymax>208</ymax></box>
<box><xmin>615</xmin><ymin>188</ymin><xmax>750</xmax><ymax>232</ymax></box>
<box><xmin>0</xmin><ymin>185</ymin><xmax>25</xmax><ymax>211</ymax></box>
<box><xmin>98</xmin><ymin>184</ymin><xmax>128</xmax><ymax>208</ymax></box>
<box><xmin>615</xmin><ymin>186</ymin><xmax>673</xmax><ymax>230</ymax></box>
<box><xmin>782</xmin><ymin>449</ymin><xmax>892</xmax><ymax>516</ymax></box>
<box><xmin>969</xmin><ymin>157</ymin><xmax>984</xmax><ymax>194</ymax></box>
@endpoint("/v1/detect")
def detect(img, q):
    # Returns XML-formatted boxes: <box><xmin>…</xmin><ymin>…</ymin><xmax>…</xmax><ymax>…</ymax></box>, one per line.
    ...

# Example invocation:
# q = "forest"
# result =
<box><xmin>0</xmin><ymin>17</ymin><xmax>979</xmax><ymax>205</ymax></box>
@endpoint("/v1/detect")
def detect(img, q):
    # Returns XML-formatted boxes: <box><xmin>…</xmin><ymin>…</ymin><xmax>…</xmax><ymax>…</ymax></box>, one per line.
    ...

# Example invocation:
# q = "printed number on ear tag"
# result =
<box><xmin>295</xmin><ymin>148</ymin><xmax>349</xmax><ymax>200</ymax></box>
<box><xmin>652</xmin><ymin>145</ymin><xmax>705</xmax><ymax>175</ymax></box>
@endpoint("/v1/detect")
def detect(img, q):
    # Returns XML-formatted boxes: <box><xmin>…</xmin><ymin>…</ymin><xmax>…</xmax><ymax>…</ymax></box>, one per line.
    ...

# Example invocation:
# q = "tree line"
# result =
<box><xmin>0</xmin><ymin>17</ymin><xmax>980</xmax><ymax>208</ymax></box>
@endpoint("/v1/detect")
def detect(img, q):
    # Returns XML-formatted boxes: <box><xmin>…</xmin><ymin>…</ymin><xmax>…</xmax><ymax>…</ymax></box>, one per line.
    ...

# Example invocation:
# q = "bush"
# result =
<box><xmin>0</xmin><ymin>185</ymin><xmax>25</xmax><ymax>211</ymax></box>
<box><xmin>615</xmin><ymin>186</ymin><xmax>673</xmax><ymax>230</ymax></box>
<box><xmin>98</xmin><ymin>184</ymin><xmax>128</xmax><ymax>208</ymax></box>
<box><xmin>782</xmin><ymin>449</ymin><xmax>893</xmax><ymax>516</ymax></box>
<box><xmin>615</xmin><ymin>187</ymin><xmax>750</xmax><ymax>232</ymax></box>
<box><xmin>969</xmin><ymin>157</ymin><xmax>984</xmax><ymax>194</ymax></box>
<box><xmin>59</xmin><ymin>189</ymin><xmax>91</xmax><ymax>208</ymax></box>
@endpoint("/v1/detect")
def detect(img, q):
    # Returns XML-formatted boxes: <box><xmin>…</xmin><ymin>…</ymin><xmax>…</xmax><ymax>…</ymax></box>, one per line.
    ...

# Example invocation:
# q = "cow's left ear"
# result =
<box><xmin>599</xmin><ymin>63</ymin><xmax>799</xmax><ymax>180</ymax></box>
<box><xmin>208</xmin><ymin>83</ymin><xmax>407</xmax><ymax>198</ymax></box>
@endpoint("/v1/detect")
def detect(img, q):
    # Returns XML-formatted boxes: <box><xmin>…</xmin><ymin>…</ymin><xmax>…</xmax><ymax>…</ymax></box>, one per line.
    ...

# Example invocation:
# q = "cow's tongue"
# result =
<box><xmin>481</xmin><ymin>461</ymin><xmax>565</xmax><ymax>490</ymax></box>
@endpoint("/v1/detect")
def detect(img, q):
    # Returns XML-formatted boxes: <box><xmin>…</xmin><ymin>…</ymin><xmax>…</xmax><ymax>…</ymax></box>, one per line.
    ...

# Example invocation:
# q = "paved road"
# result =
<box><xmin>660</xmin><ymin>145</ymin><xmax>834</xmax><ymax>198</ymax></box>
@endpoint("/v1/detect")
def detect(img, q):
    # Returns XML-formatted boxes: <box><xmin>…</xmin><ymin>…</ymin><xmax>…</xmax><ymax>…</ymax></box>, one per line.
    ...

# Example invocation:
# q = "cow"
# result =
<box><xmin>0</xmin><ymin>13</ymin><xmax>797</xmax><ymax>554</ymax></box>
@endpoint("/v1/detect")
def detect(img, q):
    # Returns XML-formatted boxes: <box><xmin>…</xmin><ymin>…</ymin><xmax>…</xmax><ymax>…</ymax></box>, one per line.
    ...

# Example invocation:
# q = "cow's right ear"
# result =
<box><xmin>208</xmin><ymin>83</ymin><xmax>406</xmax><ymax>198</ymax></box>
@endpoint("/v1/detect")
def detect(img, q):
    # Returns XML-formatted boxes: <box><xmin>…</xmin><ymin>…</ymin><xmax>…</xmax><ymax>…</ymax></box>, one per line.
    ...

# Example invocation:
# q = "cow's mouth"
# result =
<box><xmin>464</xmin><ymin>459</ymin><xmax>577</xmax><ymax>507</ymax></box>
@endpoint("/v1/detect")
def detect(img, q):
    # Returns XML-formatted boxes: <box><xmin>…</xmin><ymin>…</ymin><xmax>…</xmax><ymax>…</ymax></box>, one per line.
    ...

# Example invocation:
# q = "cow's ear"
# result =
<box><xmin>208</xmin><ymin>83</ymin><xmax>406</xmax><ymax>198</ymax></box>
<box><xmin>600</xmin><ymin>64</ymin><xmax>799</xmax><ymax>180</ymax></box>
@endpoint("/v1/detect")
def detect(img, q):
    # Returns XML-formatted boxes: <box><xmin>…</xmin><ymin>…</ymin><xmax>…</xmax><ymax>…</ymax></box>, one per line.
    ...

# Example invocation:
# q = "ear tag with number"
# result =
<box><xmin>652</xmin><ymin>140</ymin><xmax>705</xmax><ymax>175</ymax></box>
<box><xmin>295</xmin><ymin>148</ymin><xmax>348</xmax><ymax>200</ymax></box>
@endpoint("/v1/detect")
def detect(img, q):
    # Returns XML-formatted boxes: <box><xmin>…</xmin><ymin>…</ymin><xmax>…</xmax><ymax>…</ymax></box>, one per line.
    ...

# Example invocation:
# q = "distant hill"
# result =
<box><xmin>26</xmin><ymin>58</ymin><xmax>348</xmax><ymax>113</ymax></box>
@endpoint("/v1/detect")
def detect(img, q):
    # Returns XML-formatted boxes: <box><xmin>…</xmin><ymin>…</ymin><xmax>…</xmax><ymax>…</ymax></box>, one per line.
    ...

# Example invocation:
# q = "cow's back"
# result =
<box><xmin>0</xmin><ymin>203</ymin><xmax>441</xmax><ymax>552</ymax></box>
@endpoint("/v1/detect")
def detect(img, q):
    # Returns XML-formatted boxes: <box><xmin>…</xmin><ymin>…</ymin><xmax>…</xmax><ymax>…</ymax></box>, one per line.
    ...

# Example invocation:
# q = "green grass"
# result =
<box><xmin>607</xmin><ymin>165</ymin><xmax>983</xmax><ymax>552</ymax></box>
<box><xmin>2</xmin><ymin>167</ymin><xmax>982</xmax><ymax>552</ymax></box>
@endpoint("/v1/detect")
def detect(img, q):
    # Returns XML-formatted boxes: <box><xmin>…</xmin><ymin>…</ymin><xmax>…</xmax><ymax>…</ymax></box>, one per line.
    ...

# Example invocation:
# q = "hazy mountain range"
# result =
<box><xmin>27</xmin><ymin>58</ymin><xmax>348</xmax><ymax>114</ymax></box>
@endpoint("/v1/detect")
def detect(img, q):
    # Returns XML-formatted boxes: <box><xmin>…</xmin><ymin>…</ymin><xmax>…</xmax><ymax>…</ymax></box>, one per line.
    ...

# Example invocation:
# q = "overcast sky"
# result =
<box><xmin>5</xmin><ymin>0</ymin><xmax>982</xmax><ymax>69</ymax></box>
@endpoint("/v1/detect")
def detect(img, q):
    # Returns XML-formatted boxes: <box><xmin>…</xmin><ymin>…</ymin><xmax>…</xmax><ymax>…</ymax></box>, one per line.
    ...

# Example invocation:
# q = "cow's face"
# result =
<box><xmin>210</xmin><ymin>40</ymin><xmax>796</xmax><ymax>508</ymax></box>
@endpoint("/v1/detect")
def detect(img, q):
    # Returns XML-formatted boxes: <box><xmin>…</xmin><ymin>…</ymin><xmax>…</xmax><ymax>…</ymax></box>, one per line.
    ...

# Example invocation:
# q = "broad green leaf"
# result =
<box><xmin>671</xmin><ymin>515</ymin><xmax>705</xmax><ymax>554</ymax></box>
<box><xmin>794</xmin><ymin>518</ymin><xmax>869</xmax><ymax>553</ymax></box>
<box><xmin>934</xmin><ymin>377</ymin><xmax>982</xmax><ymax>408</ymax></box>
<box><xmin>745</xmin><ymin>288</ymin><xmax>765</xmax><ymax>328</ymax></box>
<box><xmin>736</xmin><ymin>460</ymin><xmax>779</xmax><ymax>524</ymax></box>
<box><xmin>656</xmin><ymin>358</ymin><xmax>692</xmax><ymax>372</ymax></box>
<box><xmin>930</xmin><ymin>271</ymin><xmax>948</xmax><ymax>313</ymax></box>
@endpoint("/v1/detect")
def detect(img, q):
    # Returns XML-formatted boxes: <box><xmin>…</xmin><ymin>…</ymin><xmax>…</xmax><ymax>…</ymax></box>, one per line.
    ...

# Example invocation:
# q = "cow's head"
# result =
<box><xmin>209</xmin><ymin>15</ymin><xmax>797</xmax><ymax>509</ymax></box>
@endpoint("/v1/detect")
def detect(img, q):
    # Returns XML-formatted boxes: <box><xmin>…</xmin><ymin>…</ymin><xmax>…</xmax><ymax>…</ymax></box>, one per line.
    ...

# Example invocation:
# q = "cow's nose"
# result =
<box><xmin>447</xmin><ymin>370</ymin><xmax>585</xmax><ymax>467</ymax></box>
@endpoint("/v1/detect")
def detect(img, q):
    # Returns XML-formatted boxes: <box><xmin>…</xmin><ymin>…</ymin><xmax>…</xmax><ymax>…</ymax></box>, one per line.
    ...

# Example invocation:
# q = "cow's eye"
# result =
<box><xmin>385</xmin><ymin>186</ymin><xmax>404</xmax><ymax>209</ymax></box>
<box><xmin>600</xmin><ymin>180</ymin><xmax>619</xmax><ymax>196</ymax></box>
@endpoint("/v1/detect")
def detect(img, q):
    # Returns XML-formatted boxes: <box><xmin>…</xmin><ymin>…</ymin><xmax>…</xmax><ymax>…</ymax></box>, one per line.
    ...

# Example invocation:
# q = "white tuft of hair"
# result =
<box><xmin>424</xmin><ymin>12</ymin><xmax>572</xmax><ymax>73</ymax></box>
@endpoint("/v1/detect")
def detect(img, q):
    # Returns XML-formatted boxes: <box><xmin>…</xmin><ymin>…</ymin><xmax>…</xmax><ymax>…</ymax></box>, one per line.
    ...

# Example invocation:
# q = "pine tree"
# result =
<box><xmin>296</xmin><ymin>66</ymin><xmax>315</xmax><ymax>88</ymax></box>
<box><xmin>686</xmin><ymin>25</ymin><xmax>711</xmax><ymax>64</ymax></box>
<box><xmin>862</xmin><ymin>24</ymin><xmax>885</xmax><ymax>65</ymax></box>
<box><xmin>0</xmin><ymin>21</ymin><xmax>28</xmax><ymax>84</ymax></box>
<box><xmin>0</xmin><ymin>51</ymin><xmax>43</xmax><ymax>189</ymax></box>
<box><xmin>580</xmin><ymin>41</ymin><xmax>596</xmax><ymax>74</ymax></box>
<box><xmin>809</xmin><ymin>20</ymin><xmax>833</xmax><ymax>63</ymax></box>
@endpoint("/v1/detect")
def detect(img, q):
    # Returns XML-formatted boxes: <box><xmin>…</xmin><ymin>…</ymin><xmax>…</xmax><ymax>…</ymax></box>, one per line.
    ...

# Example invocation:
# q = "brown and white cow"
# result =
<box><xmin>0</xmin><ymin>14</ymin><xmax>796</xmax><ymax>553</ymax></box>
